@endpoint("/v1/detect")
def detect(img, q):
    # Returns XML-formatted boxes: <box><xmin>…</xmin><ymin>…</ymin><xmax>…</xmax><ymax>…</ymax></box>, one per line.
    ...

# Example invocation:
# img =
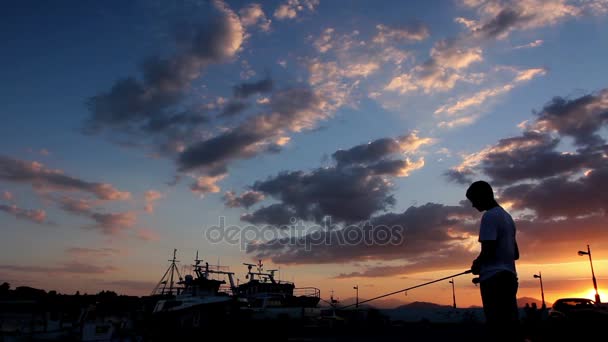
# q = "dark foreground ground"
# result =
<box><xmin>145</xmin><ymin>320</ymin><xmax>600</xmax><ymax>342</ymax></box>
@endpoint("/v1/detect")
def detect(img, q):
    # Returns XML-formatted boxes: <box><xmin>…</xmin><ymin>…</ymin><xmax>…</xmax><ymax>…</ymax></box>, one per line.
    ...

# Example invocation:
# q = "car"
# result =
<box><xmin>548</xmin><ymin>298</ymin><xmax>608</xmax><ymax>322</ymax></box>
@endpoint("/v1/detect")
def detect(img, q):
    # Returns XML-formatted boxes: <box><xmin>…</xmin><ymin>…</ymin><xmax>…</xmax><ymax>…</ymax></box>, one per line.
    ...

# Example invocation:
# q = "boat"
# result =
<box><xmin>234</xmin><ymin>260</ymin><xmax>321</xmax><ymax>320</ymax></box>
<box><xmin>150</xmin><ymin>250</ymin><xmax>239</xmax><ymax>330</ymax></box>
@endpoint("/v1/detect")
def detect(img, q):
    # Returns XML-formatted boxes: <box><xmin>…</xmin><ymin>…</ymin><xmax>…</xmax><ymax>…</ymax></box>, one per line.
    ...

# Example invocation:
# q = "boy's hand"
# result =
<box><xmin>471</xmin><ymin>258</ymin><xmax>481</xmax><ymax>275</ymax></box>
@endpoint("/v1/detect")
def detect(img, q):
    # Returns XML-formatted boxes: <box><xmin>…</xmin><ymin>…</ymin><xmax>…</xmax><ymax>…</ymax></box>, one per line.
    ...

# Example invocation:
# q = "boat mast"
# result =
<box><xmin>151</xmin><ymin>249</ymin><xmax>183</xmax><ymax>296</ymax></box>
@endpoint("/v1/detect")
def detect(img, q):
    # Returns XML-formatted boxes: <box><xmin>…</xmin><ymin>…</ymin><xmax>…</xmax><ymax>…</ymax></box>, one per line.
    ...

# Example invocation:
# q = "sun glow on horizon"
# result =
<box><xmin>568</xmin><ymin>288</ymin><xmax>608</xmax><ymax>302</ymax></box>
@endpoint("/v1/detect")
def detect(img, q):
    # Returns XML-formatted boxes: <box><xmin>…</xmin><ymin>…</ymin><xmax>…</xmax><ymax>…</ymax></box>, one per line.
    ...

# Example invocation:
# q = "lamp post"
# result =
<box><xmin>353</xmin><ymin>285</ymin><xmax>359</xmax><ymax>308</ymax></box>
<box><xmin>578</xmin><ymin>244</ymin><xmax>601</xmax><ymax>303</ymax></box>
<box><xmin>533</xmin><ymin>272</ymin><xmax>545</xmax><ymax>309</ymax></box>
<box><xmin>449</xmin><ymin>278</ymin><xmax>456</xmax><ymax>309</ymax></box>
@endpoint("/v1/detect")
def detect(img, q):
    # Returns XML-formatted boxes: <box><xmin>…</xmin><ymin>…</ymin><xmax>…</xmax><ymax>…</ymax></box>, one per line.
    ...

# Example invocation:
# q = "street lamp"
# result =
<box><xmin>353</xmin><ymin>285</ymin><xmax>359</xmax><ymax>308</ymax></box>
<box><xmin>578</xmin><ymin>244</ymin><xmax>601</xmax><ymax>304</ymax></box>
<box><xmin>533</xmin><ymin>272</ymin><xmax>545</xmax><ymax>309</ymax></box>
<box><xmin>449</xmin><ymin>278</ymin><xmax>456</xmax><ymax>309</ymax></box>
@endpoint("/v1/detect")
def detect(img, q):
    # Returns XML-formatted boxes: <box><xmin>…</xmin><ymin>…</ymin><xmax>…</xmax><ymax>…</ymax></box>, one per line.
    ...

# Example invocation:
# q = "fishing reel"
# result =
<box><xmin>472</xmin><ymin>277</ymin><xmax>480</xmax><ymax>286</ymax></box>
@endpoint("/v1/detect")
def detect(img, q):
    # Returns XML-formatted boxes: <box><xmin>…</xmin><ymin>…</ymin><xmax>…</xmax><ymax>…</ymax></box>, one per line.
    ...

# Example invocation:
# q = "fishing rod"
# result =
<box><xmin>340</xmin><ymin>269</ymin><xmax>472</xmax><ymax>310</ymax></box>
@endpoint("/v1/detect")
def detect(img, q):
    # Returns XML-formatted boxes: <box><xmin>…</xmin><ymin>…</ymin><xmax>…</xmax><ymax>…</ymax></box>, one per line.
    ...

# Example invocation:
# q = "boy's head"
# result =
<box><xmin>466</xmin><ymin>180</ymin><xmax>495</xmax><ymax>212</ymax></box>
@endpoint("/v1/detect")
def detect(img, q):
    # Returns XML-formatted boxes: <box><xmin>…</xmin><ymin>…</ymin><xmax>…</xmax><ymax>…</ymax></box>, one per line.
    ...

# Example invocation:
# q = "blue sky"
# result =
<box><xmin>1</xmin><ymin>0</ymin><xmax>608</xmax><ymax>306</ymax></box>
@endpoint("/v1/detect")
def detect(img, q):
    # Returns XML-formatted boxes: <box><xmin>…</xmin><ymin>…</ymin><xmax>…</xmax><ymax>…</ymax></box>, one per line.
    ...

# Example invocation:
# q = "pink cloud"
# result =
<box><xmin>0</xmin><ymin>262</ymin><xmax>117</xmax><ymax>275</ymax></box>
<box><xmin>136</xmin><ymin>228</ymin><xmax>161</xmax><ymax>241</ymax></box>
<box><xmin>0</xmin><ymin>156</ymin><xmax>131</xmax><ymax>200</ymax></box>
<box><xmin>144</xmin><ymin>190</ymin><xmax>163</xmax><ymax>213</ymax></box>
<box><xmin>0</xmin><ymin>204</ymin><xmax>48</xmax><ymax>224</ymax></box>
<box><xmin>65</xmin><ymin>247</ymin><xmax>121</xmax><ymax>258</ymax></box>
<box><xmin>2</xmin><ymin>190</ymin><xmax>14</xmax><ymax>201</ymax></box>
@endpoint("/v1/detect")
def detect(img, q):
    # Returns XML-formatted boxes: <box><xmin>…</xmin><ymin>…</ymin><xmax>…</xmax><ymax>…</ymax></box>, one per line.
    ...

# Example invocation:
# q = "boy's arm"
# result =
<box><xmin>471</xmin><ymin>241</ymin><xmax>497</xmax><ymax>274</ymax></box>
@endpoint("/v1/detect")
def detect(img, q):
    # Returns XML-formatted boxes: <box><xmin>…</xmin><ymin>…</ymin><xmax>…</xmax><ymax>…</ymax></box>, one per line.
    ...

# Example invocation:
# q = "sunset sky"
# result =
<box><xmin>1</xmin><ymin>0</ymin><xmax>608</xmax><ymax>308</ymax></box>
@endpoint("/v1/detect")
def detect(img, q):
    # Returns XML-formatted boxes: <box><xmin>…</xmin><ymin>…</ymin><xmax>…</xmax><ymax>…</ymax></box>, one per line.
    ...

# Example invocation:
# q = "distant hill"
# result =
<box><xmin>335</xmin><ymin>297</ymin><xmax>407</xmax><ymax>309</ymax></box>
<box><xmin>330</xmin><ymin>297</ymin><xmax>550</xmax><ymax>310</ymax></box>
<box><xmin>396</xmin><ymin>301</ymin><xmax>452</xmax><ymax>310</ymax></box>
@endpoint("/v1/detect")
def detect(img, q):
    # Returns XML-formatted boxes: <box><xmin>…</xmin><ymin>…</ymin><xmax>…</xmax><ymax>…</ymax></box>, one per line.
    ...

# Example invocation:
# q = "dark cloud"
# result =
<box><xmin>481</xmin><ymin>132</ymin><xmax>595</xmax><ymax>185</ymax></box>
<box><xmin>446</xmin><ymin>89</ymin><xmax>608</xmax><ymax>186</ymax></box>
<box><xmin>241</xmin><ymin>203</ymin><xmax>297</xmax><ymax>226</ymax></box>
<box><xmin>0</xmin><ymin>204</ymin><xmax>48</xmax><ymax>224</ymax></box>
<box><xmin>332</xmin><ymin>133</ymin><xmax>429</xmax><ymax>167</ymax></box>
<box><xmin>235</xmin><ymin>134</ymin><xmax>430</xmax><ymax>224</ymax></box>
<box><xmin>247</xmin><ymin>202</ymin><xmax>476</xmax><ymax>267</ymax></box>
<box><xmin>219</xmin><ymin>100</ymin><xmax>249</xmax><ymax>117</ymax></box>
<box><xmin>178</xmin><ymin>129</ymin><xmax>263</xmax><ymax>173</ymax></box>
<box><xmin>0</xmin><ymin>156</ymin><xmax>130</xmax><ymax>200</ymax></box>
<box><xmin>500</xmin><ymin>167</ymin><xmax>608</xmax><ymax>219</ymax></box>
<box><xmin>332</xmin><ymin>137</ymin><xmax>400</xmax><ymax>166</ymax></box>
<box><xmin>534</xmin><ymin>89</ymin><xmax>608</xmax><ymax>147</ymax></box>
<box><xmin>514</xmin><ymin>214</ymin><xmax>608</xmax><ymax>262</ymax></box>
<box><xmin>223</xmin><ymin>190</ymin><xmax>264</xmax><ymax>208</ymax></box>
<box><xmin>233</xmin><ymin>78</ymin><xmax>274</xmax><ymax>98</ymax></box>
<box><xmin>443</xmin><ymin>169</ymin><xmax>475</xmax><ymax>185</ymax></box>
<box><xmin>249</xmin><ymin>167</ymin><xmax>397</xmax><ymax>223</ymax></box>
<box><xmin>474</xmin><ymin>8</ymin><xmax>528</xmax><ymax>39</ymax></box>
<box><xmin>83</xmin><ymin>1</ymin><xmax>243</xmax><ymax>155</ymax></box>
<box><xmin>178</xmin><ymin>87</ymin><xmax>323</xmax><ymax>175</ymax></box>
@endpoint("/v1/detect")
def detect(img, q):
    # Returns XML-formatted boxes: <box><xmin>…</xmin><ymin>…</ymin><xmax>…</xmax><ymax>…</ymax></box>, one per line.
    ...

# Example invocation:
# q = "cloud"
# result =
<box><xmin>0</xmin><ymin>204</ymin><xmax>48</xmax><ymax>224</ymax></box>
<box><xmin>178</xmin><ymin>87</ymin><xmax>326</xmax><ymax>193</ymax></box>
<box><xmin>144</xmin><ymin>190</ymin><xmax>163</xmax><ymax>213</ymax></box>
<box><xmin>2</xmin><ymin>190</ymin><xmax>14</xmax><ymax>201</ymax></box>
<box><xmin>241</xmin><ymin>203</ymin><xmax>297</xmax><ymax>225</ymax></box>
<box><xmin>434</xmin><ymin>67</ymin><xmax>546</xmax><ymax>117</ymax></box>
<box><xmin>218</xmin><ymin>100</ymin><xmax>248</xmax><ymax>117</ymax></box>
<box><xmin>239</xmin><ymin>3</ymin><xmax>271</xmax><ymax>31</ymax></box>
<box><xmin>332</xmin><ymin>132</ymin><xmax>433</xmax><ymax>167</ymax></box>
<box><xmin>305</xmin><ymin>25</ymin><xmax>412</xmax><ymax>110</ymax></box>
<box><xmin>372</xmin><ymin>23</ymin><xmax>430</xmax><ymax>44</ymax></box>
<box><xmin>500</xmin><ymin>168</ymin><xmax>608</xmax><ymax>219</ymax></box>
<box><xmin>66</xmin><ymin>247</ymin><xmax>121</xmax><ymax>258</ymax></box>
<box><xmin>83</xmin><ymin>0</ymin><xmax>244</xmax><ymax>156</ymax></box>
<box><xmin>223</xmin><ymin>190</ymin><xmax>265</xmax><ymax>208</ymax></box>
<box><xmin>532</xmin><ymin>89</ymin><xmax>608</xmax><ymax>147</ymax></box>
<box><xmin>0</xmin><ymin>262</ymin><xmax>117</xmax><ymax>275</ymax></box>
<box><xmin>247</xmin><ymin>202</ymin><xmax>477</xmax><ymax>269</ymax></box>
<box><xmin>464</xmin><ymin>0</ymin><xmax>581</xmax><ymax>40</ymax></box>
<box><xmin>135</xmin><ymin>228</ymin><xmax>161</xmax><ymax>241</ymax></box>
<box><xmin>454</xmin><ymin>17</ymin><xmax>478</xmax><ymax>30</ymax></box>
<box><xmin>313</xmin><ymin>28</ymin><xmax>334</xmax><ymax>53</ymax></box>
<box><xmin>385</xmin><ymin>39</ymin><xmax>483</xmax><ymax>94</ymax></box>
<box><xmin>446</xmin><ymin>88</ymin><xmax>608</xmax><ymax>185</ymax></box>
<box><xmin>190</xmin><ymin>174</ymin><xmax>226</xmax><ymax>195</ymax></box>
<box><xmin>274</xmin><ymin>0</ymin><xmax>319</xmax><ymax>20</ymax></box>
<box><xmin>239</xmin><ymin>133</ymin><xmax>431</xmax><ymax>224</ymax></box>
<box><xmin>0</xmin><ymin>156</ymin><xmax>131</xmax><ymax>200</ymax></box>
<box><xmin>233</xmin><ymin>77</ymin><xmax>274</xmax><ymax>98</ymax></box>
<box><xmin>57</xmin><ymin>196</ymin><xmax>137</xmax><ymax>236</ymax></box>
<box><xmin>513</xmin><ymin>39</ymin><xmax>543</xmax><ymax>49</ymax></box>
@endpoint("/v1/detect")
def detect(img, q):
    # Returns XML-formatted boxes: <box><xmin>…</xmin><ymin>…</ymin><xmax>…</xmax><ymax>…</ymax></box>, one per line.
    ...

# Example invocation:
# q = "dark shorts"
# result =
<box><xmin>480</xmin><ymin>271</ymin><xmax>520</xmax><ymax>338</ymax></box>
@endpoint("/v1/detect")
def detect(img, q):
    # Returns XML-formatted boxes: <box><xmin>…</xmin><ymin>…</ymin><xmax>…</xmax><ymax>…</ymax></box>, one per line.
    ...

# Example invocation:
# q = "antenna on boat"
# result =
<box><xmin>151</xmin><ymin>248</ymin><xmax>183</xmax><ymax>296</ymax></box>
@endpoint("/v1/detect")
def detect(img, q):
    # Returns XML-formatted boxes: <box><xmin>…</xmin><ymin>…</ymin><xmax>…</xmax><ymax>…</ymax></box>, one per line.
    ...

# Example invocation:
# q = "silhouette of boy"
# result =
<box><xmin>467</xmin><ymin>180</ymin><xmax>520</xmax><ymax>341</ymax></box>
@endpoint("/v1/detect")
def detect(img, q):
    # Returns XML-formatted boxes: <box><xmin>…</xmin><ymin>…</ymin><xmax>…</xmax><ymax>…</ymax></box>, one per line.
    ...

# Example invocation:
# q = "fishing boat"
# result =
<box><xmin>151</xmin><ymin>250</ymin><xmax>238</xmax><ymax>329</ymax></box>
<box><xmin>234</xmin><ymin>260</ymin><xmax>321</xmax><ymax>320</ymax></box>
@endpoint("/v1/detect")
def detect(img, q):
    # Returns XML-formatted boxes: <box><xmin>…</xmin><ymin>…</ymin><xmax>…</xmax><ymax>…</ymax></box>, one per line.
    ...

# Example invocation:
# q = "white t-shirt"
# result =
<box><xmin>478</xmin><ymin>206</ymin><xmax>518</xmax><ymax>282</ymax></box>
